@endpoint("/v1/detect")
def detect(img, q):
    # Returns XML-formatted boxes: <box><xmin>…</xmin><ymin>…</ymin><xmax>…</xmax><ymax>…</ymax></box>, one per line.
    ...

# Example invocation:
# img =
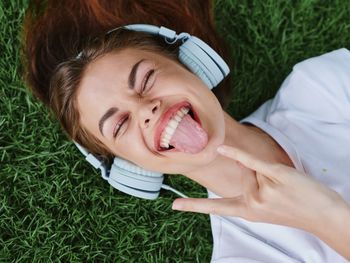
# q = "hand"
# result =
<box><xmin>172</xmin><ymin>145</ymin><xmax>346</xmax><ymax>232</ymax></box>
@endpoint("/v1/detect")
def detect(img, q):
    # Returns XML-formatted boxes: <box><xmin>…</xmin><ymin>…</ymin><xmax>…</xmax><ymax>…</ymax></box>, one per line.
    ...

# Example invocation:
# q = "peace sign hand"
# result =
<box><xmin>172</xmin><ymin>145</ymin><xmax>345</xmax><ymax>232</ymax></box>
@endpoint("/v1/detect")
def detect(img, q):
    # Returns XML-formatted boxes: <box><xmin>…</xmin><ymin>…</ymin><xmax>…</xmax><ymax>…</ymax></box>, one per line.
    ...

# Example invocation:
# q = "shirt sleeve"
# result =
<box><xmin>270</xmin><ymin>48</ymin><xmax>350</xmax><ymax>123</ymax></box>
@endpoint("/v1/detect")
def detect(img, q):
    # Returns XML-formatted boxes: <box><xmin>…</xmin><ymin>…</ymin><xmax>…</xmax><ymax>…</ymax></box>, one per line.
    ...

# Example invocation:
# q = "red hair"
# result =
<box><xmin>22</xmin><ymin>0</ymin><xmax>232</xmax><ymax>156</ymax></box>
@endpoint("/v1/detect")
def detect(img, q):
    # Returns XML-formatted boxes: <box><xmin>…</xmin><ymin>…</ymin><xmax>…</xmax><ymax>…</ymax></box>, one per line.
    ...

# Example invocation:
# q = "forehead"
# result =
<box><xmin>78</xmin><ymin>48</ymin><xmax>164</xmax><ymax>92</ymax></box>
<box><xmin>82</xmin><ymin>48</ymin><xmax>146</xmax><ymax>87</ymax></box>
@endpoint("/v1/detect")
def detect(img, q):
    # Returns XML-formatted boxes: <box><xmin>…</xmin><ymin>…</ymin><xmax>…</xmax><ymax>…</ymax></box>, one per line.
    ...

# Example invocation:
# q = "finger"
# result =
<box><xmin>217</xmin><ymin>145</ymin><xmax>276</xmax><ymax>175</ymax></box>
<box><xmin>172</xmin><ymin>197</ymin><xmax>246</xmax><ymax>216</ymax></box>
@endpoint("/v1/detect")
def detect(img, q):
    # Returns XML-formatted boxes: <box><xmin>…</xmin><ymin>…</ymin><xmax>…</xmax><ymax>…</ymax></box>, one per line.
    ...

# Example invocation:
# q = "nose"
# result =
<box><xmin>139</xmin><ymin>99</ymin><xmax>161</xmax><ymax>128</ymax></box>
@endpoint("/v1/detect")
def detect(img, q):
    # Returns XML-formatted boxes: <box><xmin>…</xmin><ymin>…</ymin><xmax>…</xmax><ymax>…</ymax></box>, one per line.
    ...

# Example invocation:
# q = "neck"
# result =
<box><xmin>184</xmin><ymin>111</ymin><xmax>294</xmax><ymax>197</ymax></box>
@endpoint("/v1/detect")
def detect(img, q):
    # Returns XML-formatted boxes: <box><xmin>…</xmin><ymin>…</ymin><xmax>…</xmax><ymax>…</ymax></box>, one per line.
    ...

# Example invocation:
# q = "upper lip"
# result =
<box><xmin>154</xmin><ymin>101</ymin><xmax>191</xmax><ymax>151</ymax></box>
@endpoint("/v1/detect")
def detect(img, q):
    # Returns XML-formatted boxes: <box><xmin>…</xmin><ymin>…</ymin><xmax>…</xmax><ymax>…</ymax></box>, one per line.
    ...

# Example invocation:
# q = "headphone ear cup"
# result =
<box><xmin>112</xmin><ymin>157</ymin><xmax>162</xmax><ymax>177</ymax></box>
<box><xmin>179</xmin><ymin>51</ymin><xmax>214</xmax><ymax>89</ymax></box>
<box><xmin>107</xmin><ymin>157</ymin><xmax>164</xmax><ymax>200</ymax></box>
<box><xmin>179</xmin><ymin>36</ymin><xmax>226</xmax><ymax>89</ymax></box>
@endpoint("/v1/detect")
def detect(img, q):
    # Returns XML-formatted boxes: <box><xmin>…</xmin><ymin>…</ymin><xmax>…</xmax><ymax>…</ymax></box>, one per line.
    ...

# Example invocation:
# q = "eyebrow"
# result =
<box><xmin>99</xmin><ymin>107</ymin><xmax>118</xmax><ymax>136</ymax></box>
<box><xmin>128</xmin><ymin>59</ymin><xmax>145</xmax><ymax>90</ymax></box>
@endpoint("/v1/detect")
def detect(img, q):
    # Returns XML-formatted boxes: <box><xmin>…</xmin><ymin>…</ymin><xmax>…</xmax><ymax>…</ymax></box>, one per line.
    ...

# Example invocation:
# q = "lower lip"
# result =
<box><xmin>157</xmin><ymin>103</ymin><xmax>203</xmax><ymax>153</ymax></box>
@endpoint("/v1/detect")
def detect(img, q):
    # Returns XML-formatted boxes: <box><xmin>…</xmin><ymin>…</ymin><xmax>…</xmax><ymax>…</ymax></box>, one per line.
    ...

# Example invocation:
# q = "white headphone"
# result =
<box><xmin>74</xmin><ymin>24</ymin><xmax>230</xmax><ymax>200</ymax></box>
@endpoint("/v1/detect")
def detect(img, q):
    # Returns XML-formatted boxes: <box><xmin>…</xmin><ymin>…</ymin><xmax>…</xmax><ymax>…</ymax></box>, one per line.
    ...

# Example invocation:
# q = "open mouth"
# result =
<box><xmin>154</xmin><ymin>101</ymin><xmax>203</xmax><ymax>153</ymax></box>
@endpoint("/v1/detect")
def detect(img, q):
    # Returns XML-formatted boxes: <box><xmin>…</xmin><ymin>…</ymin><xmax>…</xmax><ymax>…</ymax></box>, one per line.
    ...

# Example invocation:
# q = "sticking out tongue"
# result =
<box><xmin>169</xmin><ymin>114</ymin><xmax>208</xmax><ymax>154</ymax></box>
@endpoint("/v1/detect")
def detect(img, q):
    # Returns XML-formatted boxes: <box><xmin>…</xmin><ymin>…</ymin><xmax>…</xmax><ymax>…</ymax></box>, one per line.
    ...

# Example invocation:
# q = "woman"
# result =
<box><xmin>22</xmin><ymin>0</ymin><xmax>350</xmax><ymax>262</ymax></box>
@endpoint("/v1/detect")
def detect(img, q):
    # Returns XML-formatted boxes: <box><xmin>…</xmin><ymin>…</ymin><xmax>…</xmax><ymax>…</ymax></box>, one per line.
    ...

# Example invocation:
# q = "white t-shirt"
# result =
<box><xmin>208</xmin><ymin>48</ymin><xmax>350</xmax><ymax>263</ymax></box>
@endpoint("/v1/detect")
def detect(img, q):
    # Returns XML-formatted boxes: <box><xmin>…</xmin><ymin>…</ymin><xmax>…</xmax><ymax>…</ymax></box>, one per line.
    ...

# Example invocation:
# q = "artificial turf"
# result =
<box><xmin>1</xmin><ymin>0</ymin><xmax>349</xmax><ymax>262</ymax></box>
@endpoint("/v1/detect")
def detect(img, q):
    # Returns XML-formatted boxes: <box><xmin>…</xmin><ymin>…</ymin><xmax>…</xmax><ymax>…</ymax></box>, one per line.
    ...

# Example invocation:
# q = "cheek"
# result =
<box><xmin>112</xmin><ymin>128</ymin><xmax>173</xmax><ymax>171</ymax></box>
<box><xmin>111</xmin><ymin>128</ymin><xmax>148</xmax><ymax>160</ymax></box>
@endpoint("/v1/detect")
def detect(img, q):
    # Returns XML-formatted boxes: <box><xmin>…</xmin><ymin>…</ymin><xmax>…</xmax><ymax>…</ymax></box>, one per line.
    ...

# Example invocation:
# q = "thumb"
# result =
<box><xmin>172</xmin><ymin>196</ymin><xmax>246</xmax><ymax>217</ymax></box>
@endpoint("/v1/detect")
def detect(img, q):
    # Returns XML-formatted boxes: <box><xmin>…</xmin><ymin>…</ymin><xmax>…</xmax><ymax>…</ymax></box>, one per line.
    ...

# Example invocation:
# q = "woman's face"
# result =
<box><xmin>77</xmin><ymin>48</ymin><xmax>225</xmax><ymax>174</ymax></box>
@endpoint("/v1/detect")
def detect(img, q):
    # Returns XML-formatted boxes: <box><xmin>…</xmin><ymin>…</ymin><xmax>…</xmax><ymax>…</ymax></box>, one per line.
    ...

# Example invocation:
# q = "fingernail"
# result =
<box><xmin>217</xmin><ymin>145</ymin><xmax>227</xmax><ymax>154</ymax></box>
<box><xmin>172</xmin><ymin>201</ymin><xmax>182</xmax><ymax>210</ymax></box>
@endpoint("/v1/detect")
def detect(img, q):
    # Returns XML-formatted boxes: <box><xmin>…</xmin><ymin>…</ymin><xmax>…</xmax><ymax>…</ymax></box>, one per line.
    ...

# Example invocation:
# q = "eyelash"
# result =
<box><xmin>141</xmin><ymin>69</ymin><xmax>155</xmax><ymax>94</ymax></box>
<box><xmin>113</xmin><ymin>115</ymin><xmax>128</xmax><ymax>138</ymax></box>
<box><xmin>113</xmin><ymin>69</ymin><xmax>155</xmax><ymax>138</ymax></box>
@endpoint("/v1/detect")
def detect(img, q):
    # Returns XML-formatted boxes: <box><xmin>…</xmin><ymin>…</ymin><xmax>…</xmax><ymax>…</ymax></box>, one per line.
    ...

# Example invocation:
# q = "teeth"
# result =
<box><xmin>160</xmin><ymin>141</ymin><xmax>169</xmax><ymax>148</ymax></box>
<box><xmin>163</xmin><ymin>133</ymin><xmax>172</xmax><ymax>141</ymax></box>
<box><xmin>168</xmin><ymin>119</ymin><xmax>179</xmax><ymax>129</ymax></box>
<box><xmin>164</xmin><ymin>125</ymin><xmax>175</xmax><ymax>135</ymax></box>
<box><xmin>174</xmin><ymin>115</ymin><xmax>182</xmax><ymax>122</ymax></box>
<box><xmin>181</xmin><ymin>107</ymin><xmax>189</xmax><ymax>115</ymax></box>
<box><xmin>177</xmin><ymin>110</ymin><xmax>185</xmax><ymax>118</ymax></box>
<box><xmin>159</xmin><ymin>106</ymin><xmax>190</xmax><ymax>148</ymax></box>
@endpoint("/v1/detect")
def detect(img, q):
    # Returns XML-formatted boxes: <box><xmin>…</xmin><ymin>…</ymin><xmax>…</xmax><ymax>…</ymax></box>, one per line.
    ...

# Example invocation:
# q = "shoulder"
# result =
<box><xmin>270</xmin><ymin>48</ymin><xmax>350</xmax><ymax>122</ymax></box>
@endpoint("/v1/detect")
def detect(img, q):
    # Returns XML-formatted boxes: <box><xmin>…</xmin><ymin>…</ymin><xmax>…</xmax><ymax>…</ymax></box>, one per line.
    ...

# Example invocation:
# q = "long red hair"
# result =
<box><xmin>22</xmin><ymin>0</ymin><xmax>232</xmax><ymax>156</ymax></box>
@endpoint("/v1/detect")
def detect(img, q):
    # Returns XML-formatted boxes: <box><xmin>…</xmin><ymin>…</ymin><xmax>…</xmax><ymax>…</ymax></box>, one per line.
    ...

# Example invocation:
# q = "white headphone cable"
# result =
<box><xmin>161</xmin><ymin>184</ymin><xmax>188</xmax><ymax>198</ymax></box>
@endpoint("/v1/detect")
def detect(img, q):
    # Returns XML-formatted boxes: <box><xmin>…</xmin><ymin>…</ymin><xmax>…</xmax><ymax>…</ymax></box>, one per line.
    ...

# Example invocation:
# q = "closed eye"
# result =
<box><xmin>141</xmin><ymin>69</ymin><xmax>155</xmax><ymax>94</ymax></box>
<box><xmin>113</xmin><ymin>115</ymin><xmax>129</xmax><ymax>138</ymax></box>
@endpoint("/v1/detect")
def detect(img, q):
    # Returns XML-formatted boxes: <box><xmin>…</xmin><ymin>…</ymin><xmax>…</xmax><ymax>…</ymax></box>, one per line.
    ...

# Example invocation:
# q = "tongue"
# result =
<box><xmin>169</xmin><ymin>114</ymin><xmax>208</xmax><ymax>154</ymax></box>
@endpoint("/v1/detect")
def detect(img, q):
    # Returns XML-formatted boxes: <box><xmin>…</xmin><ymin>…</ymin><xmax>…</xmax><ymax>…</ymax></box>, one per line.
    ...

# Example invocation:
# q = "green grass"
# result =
<box><xmin>1</xmin><ymin>0</ymin><xmax>349</xmax><ymax>262</ymax></box>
